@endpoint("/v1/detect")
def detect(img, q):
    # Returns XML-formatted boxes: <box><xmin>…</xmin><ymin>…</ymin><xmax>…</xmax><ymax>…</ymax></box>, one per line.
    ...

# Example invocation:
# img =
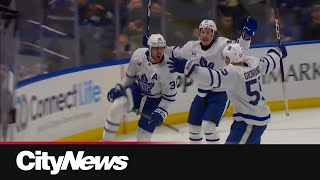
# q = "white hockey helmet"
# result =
<box><xmin>147</xmin><ymin>34</ymin><xmax>166</xmax><ymax>48</ymax></box>
<box><xmin>222</xmin><ymin>44</ymin><xmax>244</xmax><ymax>64</ymax></box>
<box><xmin>199</xmin><ymin>20</ymin><xmax>217</xmax><ymax>32</ymax></box>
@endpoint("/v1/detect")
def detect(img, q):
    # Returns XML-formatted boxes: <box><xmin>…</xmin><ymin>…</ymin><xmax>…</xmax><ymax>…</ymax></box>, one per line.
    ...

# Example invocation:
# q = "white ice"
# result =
<box><xmin>114</xmin><ymin>107</ymin><xmax>320</xmax><ymax>144</ymax></box>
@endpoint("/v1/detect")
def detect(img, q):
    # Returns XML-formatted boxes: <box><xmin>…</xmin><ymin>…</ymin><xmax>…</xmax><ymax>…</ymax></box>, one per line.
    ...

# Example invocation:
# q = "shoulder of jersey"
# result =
<box><xmin>216</xmin><ymin>36</ymin><xmax>233</xmax><ymax>44</ymax></box>
<box><xmin>133</xmin><ymin>48</ymin><xmax>149</xmax><ymax>56</ymax></box>
<box><xmin>243</xmin><ymin>56</ymin><xmax>259</xmax><ymax>66</ymax></box>
<box><xmin>228</xmin><ymin>64</ymin><xmax>242</xmax><ymax>73</ymax></box>
<box><xmin>162</xmin><ymin>56</ymin><xmax>172</xmax><ymax>70</ymax></box>
<box><xmin>184</xmin><ymin>40</ymin><xmax>200</xmax><ymax>48</ymax></box>
<box><xmin>132</xmin><ymin>48</ymin><xmax>148</xmax><ymax>59</ymax></box>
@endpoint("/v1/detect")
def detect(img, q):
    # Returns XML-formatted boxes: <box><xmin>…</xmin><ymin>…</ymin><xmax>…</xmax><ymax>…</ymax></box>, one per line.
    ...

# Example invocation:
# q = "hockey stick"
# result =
<box><xmin>146</xmin><ymin>0</ymin><xmax>152</xmax><ymax>36</ymax></box>
<box><xmin>0</xmin><ymin>5</ymin><xmax>18</xmax><ymax>16</ymax></box>
<box><xmin>272</xmin><ymin>1</ymin><xmax>289</xmax><ymax>116</ymax></box>
<box><xmin>125</xmin><ymin>88</ymin><xmax>180</xmax><ymax>133</ymax></box>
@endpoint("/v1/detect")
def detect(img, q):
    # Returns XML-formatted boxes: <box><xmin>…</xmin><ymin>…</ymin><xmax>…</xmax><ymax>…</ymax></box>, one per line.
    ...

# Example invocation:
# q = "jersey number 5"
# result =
<box><xmin>245</xmin><ymin>78</ymin><xmax>265</xmax><ymax>105</ymax></box>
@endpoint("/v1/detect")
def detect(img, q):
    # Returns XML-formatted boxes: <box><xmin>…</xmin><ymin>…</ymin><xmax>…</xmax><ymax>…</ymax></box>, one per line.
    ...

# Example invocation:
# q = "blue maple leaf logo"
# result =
<box><xmin>199</xmin><ymin>57</ymin><xmax>208</xmax><ymax>67</ymax></box>
<box><xmin>199</xmin><ymin>57</ymin><xmax>214</xmax><ymax>69</ymax></box>
<box><xmin>138</xmin><ymin>74</ymin><xmax>154</xmax><ymax>94</ymax></box>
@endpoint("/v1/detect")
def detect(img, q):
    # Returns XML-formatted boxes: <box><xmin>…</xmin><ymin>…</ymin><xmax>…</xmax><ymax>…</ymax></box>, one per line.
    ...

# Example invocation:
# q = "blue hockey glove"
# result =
<box><xmin>142</xmin><ymin>34</ymin><xmax>150</xmax><ymax>48</ymax></box>
<box><xmin>243</xmin><ymin>16</ymin><xmax>257</xmax><ymax>37</ymax></box>
<box><xmin>168</xmin><ymin>57</ymin><xmax>187</xmax><ymax>74</ymax></box>
<box><xmin>168</xmin><ymin>57</ymin><xmax>197</xmax><ymax>77</ymax></box>
<box><xmin>149</xmin><ymin>108</ymin><xmax>168</xmax><ymax>126</ymax></box>
<box><xmin>277</xmin><ymin>44</ymin><xmax>287</xmax><ymax>59</ymax></box>
<box><xmin>107</xmin><ymin>84</ymin><xmax>124</xmax><ymax>102</ymax></box>
<box><xmin>268</xmin><ymin>44</ymin><xmax>288</xmax><ymax>59</ymax></box>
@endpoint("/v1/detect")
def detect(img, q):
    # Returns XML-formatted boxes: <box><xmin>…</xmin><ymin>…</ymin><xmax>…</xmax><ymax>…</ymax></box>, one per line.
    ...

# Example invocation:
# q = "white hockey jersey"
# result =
<box><xmin>187</xmin><ymin>48</ymin><xmax>281</xmax><ymax>126</ymax></box>
<box><xmin>166</xmin><ymin>36</ymin><xmax>251</xmax><ymax>97</ymax></box>
<box><xmin>120</xmin><ymin>48</ymin><xmax>177</xmax><ymax>111</ymax></box>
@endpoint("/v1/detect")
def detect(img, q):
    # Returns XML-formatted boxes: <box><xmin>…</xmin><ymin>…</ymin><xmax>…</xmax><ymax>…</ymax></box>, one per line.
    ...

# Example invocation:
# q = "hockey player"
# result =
<box><xmin>143</xmin><ymin>17</ymin><xmax>257</xmax><ymax>143</ymax></box>
<box><xmin>103</xmin><ymin>34</ymin><xmax>177</xmax><ymax>142</ymax></box>
<box><xmin>167</xmin><ymin>43</ymin><xmax>288</xmax><ymax>144</ymax></box>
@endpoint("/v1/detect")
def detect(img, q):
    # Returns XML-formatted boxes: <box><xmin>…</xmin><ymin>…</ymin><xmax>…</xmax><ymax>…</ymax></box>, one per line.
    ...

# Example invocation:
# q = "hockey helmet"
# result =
<box><xmin>199</xmin><ymin>20</ymin><xmax>217</xmax><ymax>32</ymax></box>
<box><xmin>222</xmin><ymin>44</ymin><xmax>244</xmax><ymax>64</ymax></box>
<box><xmin>147</xmin><ymin>34</ymin><xmax>166</xmax><ymax>48</ymax></box>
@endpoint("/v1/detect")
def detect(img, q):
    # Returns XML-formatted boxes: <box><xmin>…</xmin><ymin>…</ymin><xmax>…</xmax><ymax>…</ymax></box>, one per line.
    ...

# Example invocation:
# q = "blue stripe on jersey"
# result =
<box><xmin>126</xmin><ymin>73</ymin><xmax>136</xmax><ymax>78</ymax></box>
<box><xmin>198</xmin><ymin>89</ymin><xmax>210</xmax><ymax>94</ymax></box>
<box><xmin>107</xmin><ymin>120</ymin><xmax>120</xmax><ymax>126</ymax></box>
<box><xmin>171</xmin><ymin>46</ymin><xmax>179</xmax><ymax>58</ymax></box>
<box><xmin>216</xmin><ymin>70</ymin><xmax>221</xmax><ymax>88</ymax></box>
<box><xmin>267</xmin><ymin>55</ymin><xmax>276</xmax><ymax>70</ymax></box>
<box><xmin>189</xmin><ymin>137</ymin><xmax>203</xmax><ymax>141</ymax></box>
<box><xmin>263</xmin><ymin>57</ymin><xmax>270</xmax><ymax>74</ymax></box>
<box><xmin>143</xmin><ymin>93</ymin><xmax>162</xmax><ymax>97</ymax></box>
<box><xmin>164</xmin><ymin>93</ymin><xmax>177</xmax><ymax>98</ymax></box>
<box><xmin>163</xmin><ymin>97</ymin><xmax>176</xmax><ymax>102</ymax></box>
<box><xmin>208</xmin><ymin>68</ymin><xmax>214</xmax><ymax>87</ymax></box>
<box><xmin>233</xmin><ymin>113</ymin><xmax>271</xmax><ymax>121</ymax></box>
<box><xmin>104</xmin><ymin>127</ymin><xmax>117</xmax><ymax>134</ymax></box>
<box><xmin>189</xmin><ymin>132</ymin><xmax>200</xmax><ymax>135</ymax></box>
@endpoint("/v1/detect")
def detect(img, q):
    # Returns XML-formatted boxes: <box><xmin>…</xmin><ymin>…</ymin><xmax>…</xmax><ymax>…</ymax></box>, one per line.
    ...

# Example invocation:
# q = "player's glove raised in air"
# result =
<box><xmin>107</xmin><ymin>84</ymin><xmax>124</xmax><ymax>102</ymax></box>
<box><xmin>149</xmin><ymin>108</ymin><xmax>168</xmax><ymax>126</ymax></box>
<box><xmin>168</xmin><ymin>57</ymin><xmax>198</xmax><ymax>77</ymax></box>
<box><xmin>268</xmin><ymin>44</ymin><xmax>288</xmax><ymax>59</ymax></box>
<box><xmin>142</xmin><ymin>34</ymin><xmax>150</xmax><ymax>48</ymax></box>
<box><xmin>243</xmin><ymin>16</ymin><xmax>257</xmax><ymax>37</ymax></box>
<box><xmin>277</xmin><ymin>44</ymin><xmax>287</xmax><ymax>58</ymax></box>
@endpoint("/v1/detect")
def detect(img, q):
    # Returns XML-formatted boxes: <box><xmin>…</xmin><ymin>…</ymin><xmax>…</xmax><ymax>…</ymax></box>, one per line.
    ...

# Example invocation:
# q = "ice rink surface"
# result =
<box><xmin>114</xmin><ymin>107</ymin><xmax>320</xmax><ymax>144</ymax></box>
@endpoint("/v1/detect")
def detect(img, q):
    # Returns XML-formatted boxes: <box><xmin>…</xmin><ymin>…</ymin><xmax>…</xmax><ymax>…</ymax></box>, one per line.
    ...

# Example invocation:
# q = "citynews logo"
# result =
<box><xmin>16</xmin><ymin>151</ymin><xmax>129</xmax><ymax>175</ymax></box>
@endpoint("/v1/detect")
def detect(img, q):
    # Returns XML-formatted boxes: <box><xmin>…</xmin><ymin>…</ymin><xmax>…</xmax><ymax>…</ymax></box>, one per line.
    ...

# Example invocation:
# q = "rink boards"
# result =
<box><xmin>13</xmin><ymin>41</ymin><xmax>320</xmax><ymax>141</ymax></box>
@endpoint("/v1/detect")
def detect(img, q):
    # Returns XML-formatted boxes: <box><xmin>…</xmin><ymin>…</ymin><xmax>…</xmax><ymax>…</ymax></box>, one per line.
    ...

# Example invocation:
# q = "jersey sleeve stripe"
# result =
<box><xmin>198</xmin><ymin>89</ymin><xmax>210</xmax><ymax>94</ymax></box>
<box><xmin>171</xmin><ymin>46</ymin><xmax>179</xmax><ymax>58</ymax></box>
<box><xmin>267</xmin><ymin>54</ymin><xmax>276</xmax><ymax>70</ymax></box>
<box><xmin>216</xmin><ymin>70</ymin><xmax>221</xmax><ymax>88</ymax></box>
<box><xmin>208</xmin><ymin>68</ymin><xmax>214</xmax><ymax>87</ymax></box>
<box><xmin>263</xmin><ymin>57</ymin><xmax>270</xmax><ymax>74</ymax></box>
<box><xmin>233</xmin><ymin>113</ymin><xmax>271</xmax><ymax>121</ymax></box>
<box><xmin>126</xmin><ymin>73</ymin><xmax>136</xmax><ymax>78</ymax></box>
<box><xmin>143</xmin><ymin>93</ymin><xmax>161</xmax><ymax>97</ymax></box>
<box><xmin>266</xmin><ymin>55</ymin><xmax>276</xmax><ymax>70</ymax></box>
<box><xmin>164</xmin><ymin>93</ymin><xmax>177</xmax><ymax>98</ymax></box>
<box><xmin>162</xmin><ymin>97</ymin><xmax>176</xmax><ymax>102</ymax></box>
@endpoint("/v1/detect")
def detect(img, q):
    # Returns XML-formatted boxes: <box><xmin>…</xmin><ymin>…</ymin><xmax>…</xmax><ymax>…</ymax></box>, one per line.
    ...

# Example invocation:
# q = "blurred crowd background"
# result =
<box><xmin>3</xmin><ymin>0</ymin><xmax>320</xmax><ymax>81</ymax></box>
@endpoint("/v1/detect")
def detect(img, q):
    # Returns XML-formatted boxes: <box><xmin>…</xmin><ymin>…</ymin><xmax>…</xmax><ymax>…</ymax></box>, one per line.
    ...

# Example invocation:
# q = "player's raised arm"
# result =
<box><xmin>167</xmin><ymin>44</ymin><xmax>251</xmax><ymax>90</ymax></box>
<box><xmin>259</xmin><ymin>45</ymin><xmax>288</xmax><ymax>75</ymax></box>
<box><xmin>167</xmin><ymin>57</ymin><xmax>236</xmax><ymax>90</ymax></box>
<box><xmin>239</xmin><ymin>16</ymin><xmax>257</xmax><ymax>50</ymax></box>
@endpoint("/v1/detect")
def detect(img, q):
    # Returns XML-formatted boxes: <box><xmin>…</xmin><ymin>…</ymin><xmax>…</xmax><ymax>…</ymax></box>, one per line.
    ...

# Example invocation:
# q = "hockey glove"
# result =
<box><xmin>277</xmin><ymin>44</ymin><xmax>288</xmax><ymax>59</ymax></box>
<box><xmin>142</xmin><ymin>34</ymin><xmax>150</xmax><ymax>48</ymax></box>
<box><xmin>149</xmin><ymin>108</ymin><xmax>168</xmax><ymax>126</ymax></box>
<box><xmin>107</xmin><ymin>84</ymin><xmax>124</xmax><ymax>102</ymax></box>
<box><xmin>168</xmin><ymin>57</ymin><xmax>197</xmax><ymax>77</ymax></box>
<box><xmin>268</xmin><ymin>44</ymin><xmax>288</xmax><ymax>59</ymax></box>
<box><xmin>243</xmin><ymin>16</ymin><xmax>257</xmax><ymax>37</ymax></box>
